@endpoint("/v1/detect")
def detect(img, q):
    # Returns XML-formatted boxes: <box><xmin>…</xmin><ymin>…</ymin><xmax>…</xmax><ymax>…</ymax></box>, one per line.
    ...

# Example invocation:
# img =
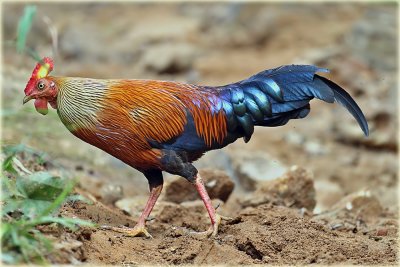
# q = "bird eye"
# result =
<box><xmin>37</xmin><ymin>81</ymin><xmax>45</xmax><ymax>90</ymax></box>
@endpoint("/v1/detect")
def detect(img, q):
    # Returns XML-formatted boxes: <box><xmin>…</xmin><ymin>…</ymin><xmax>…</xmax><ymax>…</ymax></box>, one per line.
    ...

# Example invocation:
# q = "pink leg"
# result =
<box><xmin>135</xmin><ymin>183</ymin><xmax>163</xmax><ymax>227</ymax></box>
<box><xmin>103</xmin><ymin>183</ymin><xmax>163</xmax><ymax>238</ymax></box>
<box><xmin>194</xmin><ymin>173</ymin><xmax>230</xmax><ymax>236</ymax></box>
<box><xmin>195</xmin><ymin>173</ymin><xmax>218</xmax><ymax>225</ymax></box>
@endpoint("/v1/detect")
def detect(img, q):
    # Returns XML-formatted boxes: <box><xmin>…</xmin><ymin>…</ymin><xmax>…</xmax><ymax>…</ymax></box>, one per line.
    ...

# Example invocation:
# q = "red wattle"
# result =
<box><xmin>34</xmin><ymin>98</ymin><xmax>49</xmax><ymax>115</ymax></box>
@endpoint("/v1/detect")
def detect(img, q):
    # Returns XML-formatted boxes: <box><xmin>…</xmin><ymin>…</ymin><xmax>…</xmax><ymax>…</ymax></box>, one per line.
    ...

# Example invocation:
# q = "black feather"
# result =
<box><xmin>314</xmin><ymin>75</ymin><xmax>369</xmax><ymax>136</ymax></box>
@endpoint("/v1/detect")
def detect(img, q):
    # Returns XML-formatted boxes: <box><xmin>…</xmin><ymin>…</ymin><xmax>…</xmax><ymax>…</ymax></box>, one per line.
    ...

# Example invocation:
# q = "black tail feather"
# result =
<box><xmin>314</xmin><ymin>75</ymin><xmax>369</xmax><ymax>136</ymax></box>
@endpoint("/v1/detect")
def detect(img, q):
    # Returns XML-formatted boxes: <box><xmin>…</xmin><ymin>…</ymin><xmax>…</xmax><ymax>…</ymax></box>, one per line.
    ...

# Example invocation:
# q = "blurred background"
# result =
<box><xmin>2</xmin><ymin>2</ymin><xmax>398</xmax><ymax>215</ymax></box>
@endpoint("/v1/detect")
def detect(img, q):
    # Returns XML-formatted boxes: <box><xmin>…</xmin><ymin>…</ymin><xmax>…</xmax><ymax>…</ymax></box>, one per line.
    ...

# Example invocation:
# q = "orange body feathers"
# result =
<box><xmin>52</xmin><ymin>78</ymin><xmax>228</xmax><ymax>171</ymax></box>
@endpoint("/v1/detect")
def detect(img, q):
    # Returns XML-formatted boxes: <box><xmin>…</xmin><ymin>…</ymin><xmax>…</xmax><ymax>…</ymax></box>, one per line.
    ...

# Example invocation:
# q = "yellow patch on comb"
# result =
<box><xmin>37</xmin><ymin>63</ymin><xmax>51</xmax><ymax>79</ymax></box>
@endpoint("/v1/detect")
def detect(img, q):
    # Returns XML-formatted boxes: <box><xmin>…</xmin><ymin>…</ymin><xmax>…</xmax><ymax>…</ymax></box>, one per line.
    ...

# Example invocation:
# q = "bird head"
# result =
<box><xmin>23</xmin><ymin>57</ymin><xmax>58</xmax><ymax>115</ymax></box>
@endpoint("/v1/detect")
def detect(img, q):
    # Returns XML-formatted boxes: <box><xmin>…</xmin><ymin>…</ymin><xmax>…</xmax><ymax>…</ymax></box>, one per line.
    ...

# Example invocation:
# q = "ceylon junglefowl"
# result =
<box><xmin>23</xmin><ymin>57</ymin><xmax>369</xmax><ymax>237</ymax></box>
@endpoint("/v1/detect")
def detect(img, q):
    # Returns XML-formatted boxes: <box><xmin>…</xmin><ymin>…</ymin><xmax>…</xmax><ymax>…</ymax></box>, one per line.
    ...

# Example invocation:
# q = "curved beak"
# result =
<box><xmin>23</xmin><ymin>95</ymin><xmax>34</xmax><ymax>104</ymax></box>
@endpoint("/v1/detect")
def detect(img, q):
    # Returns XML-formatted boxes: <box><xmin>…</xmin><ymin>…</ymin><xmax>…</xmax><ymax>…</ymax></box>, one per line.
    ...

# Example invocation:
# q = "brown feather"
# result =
<box><xmin>55</xmin><ymin>78</ymin><xmax>227</xmax><ymax>171</ymax></box>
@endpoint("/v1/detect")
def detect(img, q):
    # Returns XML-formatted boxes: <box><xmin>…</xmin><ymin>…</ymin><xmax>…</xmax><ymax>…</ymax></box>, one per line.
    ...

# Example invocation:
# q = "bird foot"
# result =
<box><xmin>191</xmin><ymin>213</ymin><xmax>232</xmax><ymax>237</ymax></box>
<box><xmin>101</xmin><ymin>224</ymin><xmax>153</xmax><ymax>238</ymax></box>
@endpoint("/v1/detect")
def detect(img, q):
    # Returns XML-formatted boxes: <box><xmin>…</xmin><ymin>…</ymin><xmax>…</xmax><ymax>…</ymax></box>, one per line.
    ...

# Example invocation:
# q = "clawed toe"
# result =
<box><xmin>188</xmin><ymin>213</ymin><xmax>231</xmax><ymax>237</ymax></box>
<box><xmin>101</xmin><ymin>225</ymin><xmax>153</xmax><ymax>238</ymax></box>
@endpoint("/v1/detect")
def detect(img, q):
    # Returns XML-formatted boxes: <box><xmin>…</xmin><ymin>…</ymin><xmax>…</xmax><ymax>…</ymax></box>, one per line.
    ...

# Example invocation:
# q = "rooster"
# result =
<box><xmin>23</xmin><ymin>57</ymin><xmax>369</xmax><ymax>237</ymax></box>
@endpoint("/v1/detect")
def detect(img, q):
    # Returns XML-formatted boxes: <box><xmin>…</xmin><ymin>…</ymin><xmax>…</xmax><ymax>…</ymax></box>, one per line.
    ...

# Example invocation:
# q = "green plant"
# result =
<box><xmin>16</xmin><ymin>5</ymin><xmax>36</xmax><ymax>54</ymax></box>
<box><xmin>4</xmin><ymin>5</ymin><xmax>41</xmax><ymax>62</ymax></box>
<box><xmin>1</xmin><ymin>144</ymin><xmax>94</xmax><ymax>264</ymax></box>
<box><xmin>2</xmin><ymin>6</ymin><xmax>92</xmax><ymax>264</ymax></box>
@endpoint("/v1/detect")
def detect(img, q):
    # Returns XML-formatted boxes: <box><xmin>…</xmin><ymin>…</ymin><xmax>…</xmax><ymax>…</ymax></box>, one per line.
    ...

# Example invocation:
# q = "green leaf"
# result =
<box><xmin>12</xmin><ymin>157</ymin><xmax>32</xmax><ymax>175</ymax></box>
<box><xmin>2</xmin><ymin>155</ymin><xmax>17</xmax><ymax>174</ymax></box>
<box><xmin>1</xmin><ymin>200</ymin><xmax>21</xmax><ymax>217</ymax></box>
<box><xmin>3</xmin><ymin>143</ymin><xmax>30</xmax><ymax>157</ymax></box>
<box><xmin>28</xmin><ymin>216</ymin><xmax>95</xmax><ymax>231</ymax></box>
<box><xmin>1</xmin><ymin>176</ymin><xmax>20</xmax><ymax>200</ymax></box>
<box><xmin>39</xmin><ymin>178</ymin><xmax>75</xmax><ymax>217</ymax></box>
<box><xmin>0</xmin><ymin>223</ymin><xmax>12</xmax><ymax>240</ymax></box>
<box><xmin>16</xmin><ymin>5</ymin><xmax>37</xmax><ymax>53</ymax></box>
<box><xmin>10</xmin><ymin>228</ymin><xmax>20</xmax><ymax>248</ymax></box>
<box><xmin>16</xmin><ymin>172</ymin><xmax>64</xmax><ymax>201</ymax></box>
<box><xmin>4</xmin><ymin>172</ymin><xmax>72</xmax><ymax>219</ymax></box>
<box><xmin>16</xmin><ymin>199</ymin><xmax>52</xmax><ymax>219</ymax></box>
<box><xmin>1</xmin><ymin>144</ymin><xmax>95</xmax><ymax>264</ymax></box>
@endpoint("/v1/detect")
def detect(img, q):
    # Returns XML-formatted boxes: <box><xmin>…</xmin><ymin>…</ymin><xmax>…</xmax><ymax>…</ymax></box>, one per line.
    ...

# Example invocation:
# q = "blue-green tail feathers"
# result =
<box><xmin>217</xmin><ymin>65</ymin><xmax>369</xmax><ymax>142</ymax></box>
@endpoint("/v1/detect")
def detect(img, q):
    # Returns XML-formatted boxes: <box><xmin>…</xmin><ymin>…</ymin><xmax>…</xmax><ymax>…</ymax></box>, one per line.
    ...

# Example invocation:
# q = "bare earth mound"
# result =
<box><xmin>56</xmin><ymin>197</ymin><xmax>397</xmax><ymax>265</ymax></box>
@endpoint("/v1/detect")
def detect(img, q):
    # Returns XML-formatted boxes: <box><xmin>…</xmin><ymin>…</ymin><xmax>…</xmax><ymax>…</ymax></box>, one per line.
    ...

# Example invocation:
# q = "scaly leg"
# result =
<box><xmin>102</xmin><ymin>182</ymin><xmax>163</xmax><ymax>238</ymax></box>
<box><xmin>194</xmin><ymin>173</ymin><xmax>230</xmax><ymax>236</ymax></box>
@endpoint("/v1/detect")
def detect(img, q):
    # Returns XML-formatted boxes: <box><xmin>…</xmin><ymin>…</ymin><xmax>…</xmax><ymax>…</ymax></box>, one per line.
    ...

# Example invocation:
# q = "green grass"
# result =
<box><xmin>15</xmin><ymin>5</ymin><xmax>41</xmax><ymax>61</ymax></box>
<box><xmin>2</xmin><ymin>6</ymin><xmax>95</xmax><ymax>264</ymax></box>
<box><xmin>1</xmin><ymin>144</ymin><xmax>94</xmax><ymax>265</ymax></box>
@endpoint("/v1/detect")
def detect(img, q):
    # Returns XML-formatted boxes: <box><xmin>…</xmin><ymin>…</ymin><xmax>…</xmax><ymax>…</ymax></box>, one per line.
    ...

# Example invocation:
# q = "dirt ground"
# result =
<box><xmin>54</xmin><ymin>196</ymin><xmax>397</xmax><ymax>265</ymax></box>
<box><xmin>47</xmin><ymin>168</ymin><xmax>398</xmax><ymax>265</ymax></box>
<box><xmin>2</xmin><ymin>2</ymin><xmax>398</xmax><ymax>265</ymax></box>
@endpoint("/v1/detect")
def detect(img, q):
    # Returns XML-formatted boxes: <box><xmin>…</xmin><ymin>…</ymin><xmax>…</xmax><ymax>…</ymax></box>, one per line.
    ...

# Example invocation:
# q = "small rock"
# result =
<box><xmin>230</xmin><ymin>150</ymin><xmax>287</xmax><ymax>191</ymax></box>
<box><xmin>304</xmin><ymin>141</ymin><xmax>329</xmax><ymax>156</ymax></box>
<box><xmin>162</xmin><ymin>169</ymin><xmax>234</xmax><ymax>203</ymax></box>
<box><xmin>99</xmin><ymin>184</ymin><xmax>123</xmax><ymax>205</ymax></box>
<box><xmin>314</xmin><ymin>180</ymin><xmax>344</xmax><ymax>213</ymax></box>
<box><xmin>195</xmin><ymin>150</ymin><xmax>233</xmax><ymax>174</ymax></box>
<box><xmin>241</xmin><ymin>166</ymin><xmax>316</xmax><ymax>211</ymax></box>
<box><xmin>115</xmin><ymin>196</ymin><xmax>148</xmax><ymax>217</ymax></box>
<box><xmin>180</xmin><ymin>199</ymin><xmax>224</xmax><ymax>214</ymax></box>
<box><xmin>222</xmin><ymin>234</ymin><xmax>236</xmax><ymax>244</ymax></box>
<box><xmin>77</xmin><ymin>175</ymin><xmax>103</xmax><ymax>198</ymax></box>
<box><xmin>332</xmin><ymin>190</ymin><xmax>383</xmax><ymax>221</ymax></box>
<box><xmin>313</xmin><ymin>189</ymin><xmax>385</xmax><ymax>233</ymax></box>
<box><xmin>284</xmin><ymin>132</ymin><xmax>328</xmax><ymax>156</ymax></box>
<box><xmin>115</xmin><ymin>196</ymin><xmax>178</xmax><ymax>219</ymax></box>
<box><xmin>284</xmin><ymin>131</ymin><xmax>305</xmax><ymax>146</ymax></box>
<box><xmin>376</xmin><ymin>228</ymin><xmax>388</xmax><ymax>236</ymax></box>
<box><xmin>53</xmin><ymin>240</ymin><xmax>83</xmax><ymax>251</ymax></box>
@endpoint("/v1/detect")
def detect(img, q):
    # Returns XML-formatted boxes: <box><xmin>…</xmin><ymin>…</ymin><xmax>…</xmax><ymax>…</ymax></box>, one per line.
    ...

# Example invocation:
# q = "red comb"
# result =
<box><xmin>24</xmin><ymin>57</ymin><xmax>54</xmax><ymax>95</ymax></box>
